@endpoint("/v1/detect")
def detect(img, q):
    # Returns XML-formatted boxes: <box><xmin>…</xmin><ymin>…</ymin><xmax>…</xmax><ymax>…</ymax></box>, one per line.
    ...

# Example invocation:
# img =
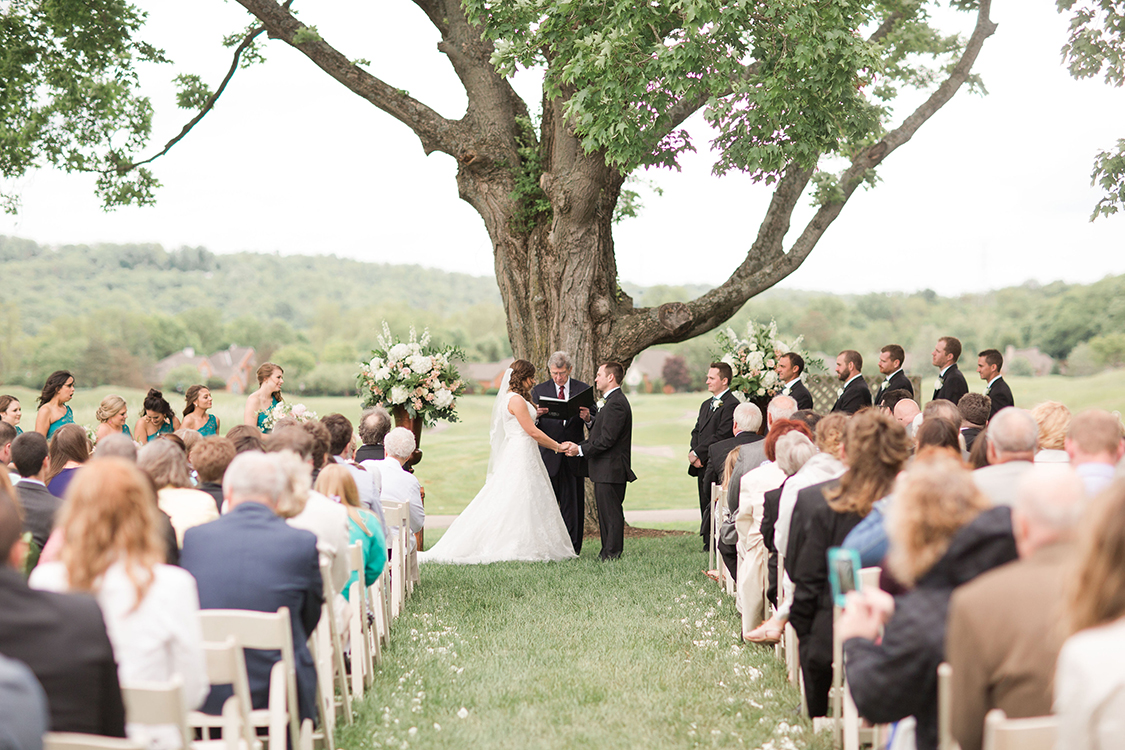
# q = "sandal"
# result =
<box><xmin>703</xmin><ymin>569</ymin><xmax>721</xmax><ymax>582</ymax></box>
<box><xmin>744</xmin><ymin>621</ymin><xmax>783</xmax><ymax>644</ymax></box>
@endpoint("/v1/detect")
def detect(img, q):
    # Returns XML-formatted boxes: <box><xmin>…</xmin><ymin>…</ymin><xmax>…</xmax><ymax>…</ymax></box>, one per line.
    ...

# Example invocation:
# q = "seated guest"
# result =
<box><xmin>94</xmin><ymin>433</ymin><xmax>138</xmax><ymax>462</ymax></box>
<box><xmin>355</xmin><ymin>406</ymin><xmax>392</xmax><ymax>463</ymax></box>
<box><xmin>913</xmin><ymin>416</ymin><xmax>961</xmax><ymax>457</ymax></box>
<box><xmin>137</xmin><ymin>439</ymin><xmax>219</xmax><ymax>547</ymax></box>
<box><xmin>705</xmin><ymin>402</ymin><xmax>764</xmax><ymax>500</ymax></box>
<box><xmin>0</xmin><ymin>652</ymin><xmax>48</xmax><ymax>750</ymax></box>
<box><xmin>922</xmin><ymin>398</ymin><xmax>962</xmax><ymax>428</ymax></box>
<box><xmin>30</xmin><ymin>459</ymin><xmax>208</xmax><ymax>748</ymax></box>
<box><xmin>788</xmin><ymin>410</ymin><xmax>910</xmax><ymax>717</ymax></box>
<box><xmin>225</xmin><ymin>424</ymin><xmax>264</xmax><ymax>454</ymax></box>
<box><xmin>731</xmin><ymin>395</ymin><xmax>797</xmax><ymax>481</ymax></box>
<box><xmin>957</xmin><ymin>393</ymin><xmax>990</xmax><ymax>453</ymax></box>
<box><xmin>45</xmin><ymin>423</ymin><xmax>89</xmax><ymax>498</ymax></box>
<box><xmin>790</xmin><ymin>409</ymin><xmax>822</xmax><ymax>434</ymax></box>
<box><xmin>893</xmin><ymin>398</ymin><xmax>922</xmax><ymax>438</ymax></box>
<box><xmin>266</xmin><ymin>428</ymin><xmax>351</xmax><ymax>598</ymax></box>
<box><xmin>967</xmin><ymin>425</ymin><xmax>991</xmax><ymax>470</ymax></box>
<box><xmin>314</xmin><ymin>465</ymin><xmax>386</xmax><ymax>602</ymax></box>
<box><xmin>190</xmin><ymin>436</ymin><xmax>237</xmax><ymax>513</ymax></box>
<box><xmin>374</xmin><ymin>428</ymin><xmax>426</xmax><ymax>544</ymax></box>
<box><xmin>878</xmin><ymin>388</ymin><xmax>912</xmax><ymax>414</ymax></box>
<box><xmin>747</xmin><ymin>414</ymin><xmax>848</xmax><ymax>643</ymax></box>
<box><xmin>711</xmin><ymin>447</ymin><xmax>744</xmax><ymax>582</ymax></box>
<box><xmin>0</xmin><ymin>422</ymin><xmax>17</xmax><ymax>484</ymax></box>
<box><xmin>0</xmin><ymin>481</ymin><xmax>126</xmax><ymax>736</ymax></box>
<box><xmin>1066</xmin><ymin>409</ymin><xmax>1124</xmax><ymax>496</ymax></box>
<box><xmin>300</xmin><ymin>420</ymin><xmax>333</xmax><ymax>484</ymax></box>
<box><xmin>33</xmin><ymin>371</ymin><xmax>76</xmax><ymax>440</ymax></box>
<box><xmin>174</xmin><ymin>428</ymin><xmax>203</xmax><ymax>462</ymax></box>
<box><xmin>1055</xmin><ymin>478</ymin><xmax>1125</xmax><ymax>748</ymax></box>
<box><xmin>321</xmin><ymin>413</ymin><xmax>386</xmax><ymax>531</ymax></box>
<box><xmin>11</xmin><ymin>431</ymin><xmax>61</xmax><ymax>552</ymax></box>
<box><xmin>134</xmin><ymin>389</ymin><xmax>180</xmax><ymax>444</ymax></box>
<box><xmin>180</xmin><ymin>452</ymin><xmax>323</xmax><ymax>725</ymax></box>
<box><xmin>946</xmin><ymin>466</ymin><xmax>1083</xmax><ymax>750</ymax></box>
<box><xmin>972</xmin><ymin>408</ymin><xmax>1038</xmax><ymax>505</ymax></box>
<box><xmin>94</xmin><ymin>395</ymin><xmax>132</xmax><ymax>443</ymax></box>
<box><xmin>838</xmin><ymin>457</ymin><xmax>1017</xmax><ymax>750</ymax></box>
<box><xmin>1030</xmin><ymin>400</ymin><xmax>1071</xmax><ymax>464</ymax></box>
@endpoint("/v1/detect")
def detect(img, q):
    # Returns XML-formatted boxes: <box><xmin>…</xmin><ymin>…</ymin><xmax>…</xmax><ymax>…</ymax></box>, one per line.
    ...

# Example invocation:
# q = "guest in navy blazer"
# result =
<box><xmin>181</xmin><ymin>451</ymin><xmax>323</xmax><ymax>723</ymax></box>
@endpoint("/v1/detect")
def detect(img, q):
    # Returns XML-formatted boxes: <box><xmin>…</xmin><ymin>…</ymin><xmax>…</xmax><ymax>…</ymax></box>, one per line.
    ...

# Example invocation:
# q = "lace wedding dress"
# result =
<box><xmin>419</xmin><ymin>372</ymin><xmax>577</xmax><ymax>565</ymax></box>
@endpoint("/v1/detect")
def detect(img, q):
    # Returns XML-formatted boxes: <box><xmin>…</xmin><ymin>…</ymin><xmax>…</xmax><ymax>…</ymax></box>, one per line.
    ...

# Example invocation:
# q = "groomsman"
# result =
<box><xmin>567</xmin><ymin>362</ymin><xmax>634</xmax><ymax>560</ymax></box>
<box><xmin>874</xmin><ymin>344</ymin><xmax>913</xmax><ymax>406</ymax></box>
<box><xmin>831</xmin><ymin>350</ymin><xmax>871</xmax><ymax>414</ymax></box>
<box><xmin>931</xmin><ymin>336</ymin><xmax>969</xmax><ymax>405</ymax></box>
<box><xmin>688</xmin><ymin>362</ymin><xmax>739</xmax><ymax>548</ymax></box>
<box><xmin>776</xmin><ymin>352</ymin><xmax>814</xmax><ymax>410</ymax></box>
<box><xmin>977</xmin><ymin>349</ymin><xmax>1014</xmax><ymax>420</ymax></box>
<box><xmin>533</xmin><ymin>351</ymin><xmax>594</xmax><ymax>554</ymax></box>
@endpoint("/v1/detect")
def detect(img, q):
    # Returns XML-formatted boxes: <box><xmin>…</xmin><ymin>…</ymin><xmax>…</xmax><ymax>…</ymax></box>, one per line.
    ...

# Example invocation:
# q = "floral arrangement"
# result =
<box><xmin>714</xmin><ymin>319</ymin><xmax>820</xmax><ymax>397</ymax></box>
<box><xmin>358</xmin><ymin>322</ymin><xmax>466</xmax><ymax>427</ymax></box>
<box><xmin>260</xmin><ymin>402</ymin><xmax>319</xmax><ymax>432</ymax></box>
<box><xmin>82</xmin><ymin>424</ymin><xmax>98</xmax><ymax>445</ymax></box>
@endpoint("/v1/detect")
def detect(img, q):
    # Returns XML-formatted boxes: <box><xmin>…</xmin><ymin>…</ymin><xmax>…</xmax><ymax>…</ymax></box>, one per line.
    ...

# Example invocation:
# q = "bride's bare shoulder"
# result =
<box><xmin>506</xmin><ymin>391</ymin><xmax>526</xmax><ymax>411</ymax></box>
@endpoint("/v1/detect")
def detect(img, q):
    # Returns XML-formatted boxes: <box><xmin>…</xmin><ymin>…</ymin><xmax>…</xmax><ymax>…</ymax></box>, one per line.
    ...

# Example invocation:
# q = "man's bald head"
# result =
<box><xmin>1013</xmin><ymin>465</ymin><xmax>1084</xmax><ymax>558</ymax></box>
<box><xmin>894</xmin><ymin>399</ymin><xmax>921</xmax><ymax>428</ymax></box>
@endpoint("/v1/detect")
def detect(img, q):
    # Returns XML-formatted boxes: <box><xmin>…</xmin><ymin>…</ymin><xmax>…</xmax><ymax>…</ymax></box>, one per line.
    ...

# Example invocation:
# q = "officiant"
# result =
<box><xmin>534</xmin><ymin>351</ymin><xmax>597</xmax><ymax>554</ymax></box>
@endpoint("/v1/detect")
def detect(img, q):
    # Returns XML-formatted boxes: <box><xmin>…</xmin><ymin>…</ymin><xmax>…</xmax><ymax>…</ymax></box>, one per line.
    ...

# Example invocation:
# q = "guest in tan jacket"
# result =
<box><xmin>945</xmin><ymin>465</ymin><xmax>1085</xmax><ymax>750</ymax></box>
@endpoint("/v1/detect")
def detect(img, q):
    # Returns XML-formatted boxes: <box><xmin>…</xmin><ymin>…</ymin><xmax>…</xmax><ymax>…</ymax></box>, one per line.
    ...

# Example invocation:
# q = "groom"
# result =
<box><xmin>566</xmin><ymin>362</ymin><xmax>635</xmax><ymax>560</ymax></box>
<box><xmin>533</xmin><ymin>351</ymin><xmax>596</xmax><ymax>554</ymax></box>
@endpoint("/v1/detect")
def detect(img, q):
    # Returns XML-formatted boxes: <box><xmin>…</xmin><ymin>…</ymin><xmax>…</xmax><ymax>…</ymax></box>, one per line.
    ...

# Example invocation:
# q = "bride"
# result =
<box><xmin>419</xmin><ymin>359</ymin><xmax>578</xmax><ymax>564</ymax></box>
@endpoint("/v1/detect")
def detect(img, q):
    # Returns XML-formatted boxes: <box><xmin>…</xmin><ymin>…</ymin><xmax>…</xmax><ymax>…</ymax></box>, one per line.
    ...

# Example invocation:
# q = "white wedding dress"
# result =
<box><xmin>419</xmin><ymin>374</ymin><xmax>577</xmax><ymax>565</ymax></box>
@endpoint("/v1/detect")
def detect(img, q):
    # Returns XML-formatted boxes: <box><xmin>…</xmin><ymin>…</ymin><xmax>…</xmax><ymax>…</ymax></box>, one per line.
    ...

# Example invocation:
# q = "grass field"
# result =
<box><xmin>337</xmin><ymin>534</ymin><xmax>829</xmax><ymax>750</ymax></box>
<box><xmin>5</xmin><ymin>368</ymin><xmax>1123</xmax><ymax>516</ymax></box>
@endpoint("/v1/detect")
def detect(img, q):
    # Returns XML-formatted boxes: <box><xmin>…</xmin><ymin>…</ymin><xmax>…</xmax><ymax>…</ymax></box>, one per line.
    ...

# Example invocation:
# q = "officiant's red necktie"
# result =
<box><xmin>558</xmin><ymin>385</ymin><xmax>565</xmax><ymax>399</ymax></box>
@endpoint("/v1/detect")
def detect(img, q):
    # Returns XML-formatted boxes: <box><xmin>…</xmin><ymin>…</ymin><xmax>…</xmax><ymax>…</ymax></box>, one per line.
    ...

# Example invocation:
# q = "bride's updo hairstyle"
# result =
<box><xmin>508</xmin><ymin>359</ymin><xmax>536</xmax><ymax>403</ymax></box>
<box><xmin>257</xmin><ymin>363</ymin><xmax>284</xmax><ymax>402</ymax></box>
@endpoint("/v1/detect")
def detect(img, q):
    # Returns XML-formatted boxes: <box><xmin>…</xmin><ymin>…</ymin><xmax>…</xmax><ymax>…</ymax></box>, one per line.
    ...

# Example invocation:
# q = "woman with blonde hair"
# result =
<box><xmin>181</xmin><ymin>385</ymin><xmax>219</xmax><ymax>437</ymax></box>
<box><xmin>1054</xmin><ymin>480</ymin><xmax>1125</xmax><ymax>748</ymax></box>
<box><xmin>837</xmin><ymin>457</ymin><xmax>1016</xmax><ymax>750</ymax></box>
<box><xmin>244</xmin><ymin>363</ymin><xmax>284</xmax><ymax>432</ymax></box>
<box><xmin>95</xmin><ymin>395</ymin><xmax>132</xmax><ymax>443</ymax></box>
<box><xmin>1030</xmin><ymin>400</ymin><xmax>1071</xmax><ymax>463</ymax></box>
<box><xmin>45</xmin><ymin>423</ymin><xmax>90</xmax><ymax>498</ymax></box>
<box><xmin>29</xmin><ymin>458</ymin><xmax>207</xmax><ymax>747</ymax></box>
<box><xmin>137</xmin><ymin>439</ymin><xmax>218</xmax><ymax>547</ymax></box>
<box><xmin>314</xmin><ymin>465</ymin><xmax>386</xmax><ymax>601</ymax></box>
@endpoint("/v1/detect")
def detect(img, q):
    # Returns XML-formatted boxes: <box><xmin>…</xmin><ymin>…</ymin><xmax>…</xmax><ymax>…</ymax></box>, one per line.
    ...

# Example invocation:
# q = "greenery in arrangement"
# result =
<box><xmin>337</xmin><ymin>535</ymin><xmax>829</xmax><ymax>750</ymax></box>
<box><xmin>714</xmin><ymin>320</ymin><xmax>821</xmax><ymax>398</ymax></box>
<box><xmin>359</xmin><ymin>324</ymin><xmax>467</xmax><ymax>427</ymax></box>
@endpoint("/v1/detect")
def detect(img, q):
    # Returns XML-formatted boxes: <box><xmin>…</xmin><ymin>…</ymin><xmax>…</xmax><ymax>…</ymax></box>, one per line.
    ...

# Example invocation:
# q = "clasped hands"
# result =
<box><xmin>557</xmin><ymin>441</ymin><xmax>581</xmax><ymax>457</ymax></box>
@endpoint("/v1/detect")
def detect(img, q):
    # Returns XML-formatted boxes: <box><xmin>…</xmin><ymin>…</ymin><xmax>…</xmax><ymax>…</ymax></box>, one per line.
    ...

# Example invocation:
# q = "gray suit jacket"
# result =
<box><xmin>726</xmin><ymin>441</ymin><xmax>769</xmax><ymax>514</ymax></box>
<box><xmin>16</xmin><ymin>480</ymin><xmax>62</xmax><ymax>551</ymax></box>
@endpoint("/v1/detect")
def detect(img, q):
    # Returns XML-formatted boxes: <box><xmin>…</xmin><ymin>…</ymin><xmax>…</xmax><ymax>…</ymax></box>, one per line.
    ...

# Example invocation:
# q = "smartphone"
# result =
<box><xmin>827</xmin><ymin>547</ymin><xmax>862</xmax><ymax>608</ymax></box>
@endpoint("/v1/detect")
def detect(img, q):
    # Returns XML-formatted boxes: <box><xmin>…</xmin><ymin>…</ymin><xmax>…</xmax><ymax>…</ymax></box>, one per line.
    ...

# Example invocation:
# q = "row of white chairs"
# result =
<box><xmin>47</xmin><ymin>500</ymin><xmax>420</xmax><ymax>750</ymax></box>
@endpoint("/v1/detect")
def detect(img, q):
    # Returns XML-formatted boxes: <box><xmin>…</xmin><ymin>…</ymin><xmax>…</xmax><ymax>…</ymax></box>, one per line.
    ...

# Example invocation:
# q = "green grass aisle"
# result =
<box><xmin>338</xmin><ymin>535</ymin><xmax>830</xmax><ymax>750</ymax></box>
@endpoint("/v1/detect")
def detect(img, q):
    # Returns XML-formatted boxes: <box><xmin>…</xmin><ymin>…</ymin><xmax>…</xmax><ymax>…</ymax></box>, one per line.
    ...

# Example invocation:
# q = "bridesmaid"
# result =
<box><xmin>0</xmin><ymin>395</ymin><xmax>21</xmax><ymax>435</ymax></box>
<box><xmin>34</xmin><ymin>371</ymin><xmax>76</xmax><ymax>439</ymax></box>
<box><xmin>94</xmin><ymin>395</ymin><xmax>132</xmax><ymax>443</ymax></box>
<box><xmin>181</xmin><ymin>385</ymin><xmax>219</xmax><ymax>437</ymax></box>
<box><xmin>243</xmin><ymin>363</ymin><xmax>284</xmax><ymax>433</ymax></box>
<box><xmin>134</xmin><ymin>389</ymin><xmax>180</xmax><ymax>443</ymax></box>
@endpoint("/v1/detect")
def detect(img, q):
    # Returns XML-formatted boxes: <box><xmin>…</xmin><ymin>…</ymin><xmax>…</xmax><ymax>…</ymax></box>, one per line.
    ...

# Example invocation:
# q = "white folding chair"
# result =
<box><xmin>370</xmin><ymin>570</ymin><xmax>391</xmax><ymax>650</ymax></box>
<box><xmin>982</xmin><ymin>709</ymin><xmax>1056</xmax><ymax>750</ymax></box>
<box><xmin>347</xmin><ymin>542</ymin><xmax>373</xmax><ymax>696</ymax></box>
<box><xmin>382</xmin><ymin>501</ymin><xmax>410</xmax><ymax>618</ymax></box>
<box><xmin>708</xmin><ymin>482</ymin><xmax>722</xmax><ymax>575</ymax></box>
<box><xmin>121</xmin><ymin>677</ymin><xmax>191</xmax><ymax>749</ymax></box>
<box><xmin>188</xmin><ymin>637</ymin><xmax>260</xmax><ymax>750</ymax></box>
<box><xmin>197</xmin><ymin>608</ymin><xmax>313</xmax><ymax>750</ymax></box>
<box><xmin>43</xmin><ymin>735</ymin><xmax>143</xmax><ymax>750</ymax></box>
<box><xmin>311</xmin><ymin>559</ymin><xmax>351</xmax><ymax>746</ymax></box>
<box><xmin>937</xmin><ymin>662</ymin><xmax>957</xmax><ymax>750</ymax></box>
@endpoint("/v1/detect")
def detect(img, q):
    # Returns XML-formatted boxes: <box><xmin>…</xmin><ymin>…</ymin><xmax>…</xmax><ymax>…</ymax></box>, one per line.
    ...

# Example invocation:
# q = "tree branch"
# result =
<box><xmin>233</xmin><ymin>0</ymin><xmax>465</xmax><ymax>156</ymax></box>
<box><xmin>614</xmin><ymin>0</ymin><xmax>997</xmax><ymax>351</ymax></box>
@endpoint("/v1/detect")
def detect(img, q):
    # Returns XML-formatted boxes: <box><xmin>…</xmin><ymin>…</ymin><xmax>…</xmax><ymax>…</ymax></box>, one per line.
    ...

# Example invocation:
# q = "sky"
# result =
<box><xmin>2</xmin><ymin>1</ymin><xmax>1123</xmax><ymax>297</ymax></box>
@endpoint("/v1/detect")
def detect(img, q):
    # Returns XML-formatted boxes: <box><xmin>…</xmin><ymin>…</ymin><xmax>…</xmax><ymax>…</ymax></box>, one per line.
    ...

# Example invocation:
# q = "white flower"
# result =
<box><xmin>408</xmin><ymin>354</ymin><xmax>433</xmax><ymax>374</ymax></box>
<box><xmin>369</xmin><ymin>356</ymin><xmax>384</xmax><ymax>370</ymax></box>
<box><xmin>746</xmin><ymin>351</ymin><xmax>765</xmax><ymax>370</ymax></box>
<box><xmin>408</xmin><ymin>342</ymin><xmax>422</xmax><ymax>355</ymax></box>
<box><xmin>457</xmin><ymin>707</ymin><xmax>469</xmax><ymax>719</ymax></box>
<box><xmin>757</xmin><ymin>387</ymin><xmax>765</xmax><ymax>396</ymax></box>
<box><xmin>375</xmin><ymin>366</ymin><xmax>392</xmax><ymax>380</ymax></box>
<box><xmin>433</xmin><ymin>389</ymin><xmax>454</xmax><ymax>409</ymax></box>
<box><xmin>720</xmin><ymin>353</ymin><xmax>736</xmax><ymax>367</ymax></box>
<box><xmin>934</xmin><ymin>377</ymin><xmax>944</xmax><ymax>390</ymax></box>
<box><xmin>389</xmin><ymin>343</ymin><xmax>411</xmax><ymax>361</ymax></box>
<box><xmin>291</xmin><ymin>404</ymin><xmax>307</xmax><ymax>418</ymax></box>
<box><xmin>391</xmin><ymin>386</ymin><xmax>409</xmax><ymax>404</ymax></box>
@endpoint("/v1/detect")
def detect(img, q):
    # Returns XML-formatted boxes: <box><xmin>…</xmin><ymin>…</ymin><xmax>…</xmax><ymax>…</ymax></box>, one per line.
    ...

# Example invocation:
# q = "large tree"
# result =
<box><xmin>1</xmin><ymin>0</ymin><xmax>995</xmax><ymax>378</ymax></box>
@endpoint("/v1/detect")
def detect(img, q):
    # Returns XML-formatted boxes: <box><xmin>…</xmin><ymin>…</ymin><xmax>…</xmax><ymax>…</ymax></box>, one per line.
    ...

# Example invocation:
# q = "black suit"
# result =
<box><xmin>0</xmin><ymin>567</ymin><xmax>125</xmax><ymax>736</ymax></box>
<box><xmin>831</xmin><ymin>375</ymin><xmax>872</xmax><ymax>414</ymax></box>
<box><xmin>689</xmin><ymin>390</ymin><xmax>739</xmax><ymax>543</ymax></box>
<box><xmin>15</xmin><ymin>480</ymin><xmax>62</xmax><ymax>552</ymax></box>
<box><xmin>985</xmin><ymin>377</ymin><xmax>1014</xmax><ymax>420</ymax></box>
<box><xmin>933</xmin><ymin>364</ymin><xmax>969</xmax><ymax>405</ymax></box>
<box><xmin>873</xmin><ymin>369</ymin><xmax>913</xmax><ymax>406</ymax></box>
<box><xmin>533</xmin><ymin>378</ymin><xmax>595</xmax><ymax>554</ymax></box>
<box><xmin>354</xmin><ymin>443</ymin><xmax>385</xmax><ymax>463</ymax></box>
<box><xmin>579</xmin><ymin>388</ymin><xmax>635</xmax><ymax>560</ymax></box>
<box><xmin>784</xmin><ymin>379</ymin><xmax>815</xmax><ymax>411</ymax></box>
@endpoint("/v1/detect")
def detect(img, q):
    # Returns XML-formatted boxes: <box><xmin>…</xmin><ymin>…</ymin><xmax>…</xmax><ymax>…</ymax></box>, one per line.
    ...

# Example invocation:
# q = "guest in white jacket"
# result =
<box><xmin>30</xmin><ymin>458</ymin><xmax>207</xmax><ymax>749</ymax></box>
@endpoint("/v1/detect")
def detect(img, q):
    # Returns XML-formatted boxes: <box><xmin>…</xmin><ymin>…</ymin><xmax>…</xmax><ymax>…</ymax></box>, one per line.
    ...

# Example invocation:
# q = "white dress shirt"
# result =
<box><xmin>287</xmin><ymin>489</ymin><xmax>351</xmax><ymax>595</ymax></box>
<box><xmin>372</xmin><ymin>458</ymin><xmax>425</xmax><ymax>534</ymax></box>
<box><xmin>157</xmin><ymin>487</ymin><xmax>220</xmax><ymax>548</ymax></box>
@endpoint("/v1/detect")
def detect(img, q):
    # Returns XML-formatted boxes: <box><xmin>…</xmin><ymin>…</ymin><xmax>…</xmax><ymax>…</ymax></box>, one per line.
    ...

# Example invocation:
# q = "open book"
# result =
<box><xmin>537</xmin><ymin>385</ymin><xmax>596</xmax><ymax>421</ymax></box>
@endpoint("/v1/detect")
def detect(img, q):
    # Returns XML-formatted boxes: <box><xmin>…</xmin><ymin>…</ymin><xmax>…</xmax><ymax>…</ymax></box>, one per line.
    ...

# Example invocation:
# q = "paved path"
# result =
<box><xmin>425</xmin><ymin>507</ymin><xmax>697</xmax><ymax>529</ymax></box>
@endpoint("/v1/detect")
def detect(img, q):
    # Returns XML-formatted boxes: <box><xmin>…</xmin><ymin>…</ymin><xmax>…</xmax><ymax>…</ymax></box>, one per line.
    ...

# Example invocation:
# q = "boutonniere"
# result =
<box><xmin>596</xmin><ymin>398</ymin><xmax>606</xmax><ymax>410</ymax></box>
<box><xmin>984</xmin><ymin>386</ymin><xmax>991</xmax><ymax>395</ymax></box>
<box><xmin>710</xmin><ymin>396</ymin><xmax>722</xmax><ymax>410</ymax></box>
<box><xmin>836</xmin><ymin>387</ymin><xmax>844</xmax><ymax>398</ymax></box>
<box><xmin>782</xmin><ymin>385</ymin><xmax>791</xmax><ymax>396</ymax></box>
<box><xmin>934</xmin><ymin>377</ymin><xmax>944</xmax><ymax>391</ymax></box>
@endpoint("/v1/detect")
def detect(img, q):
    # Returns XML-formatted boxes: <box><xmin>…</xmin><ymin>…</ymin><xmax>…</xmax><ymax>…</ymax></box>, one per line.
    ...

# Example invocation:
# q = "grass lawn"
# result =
<box><xmin>338</xmin><ymin>534</ymin><xmax>828</xmax><ymax>750</ymax></box>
